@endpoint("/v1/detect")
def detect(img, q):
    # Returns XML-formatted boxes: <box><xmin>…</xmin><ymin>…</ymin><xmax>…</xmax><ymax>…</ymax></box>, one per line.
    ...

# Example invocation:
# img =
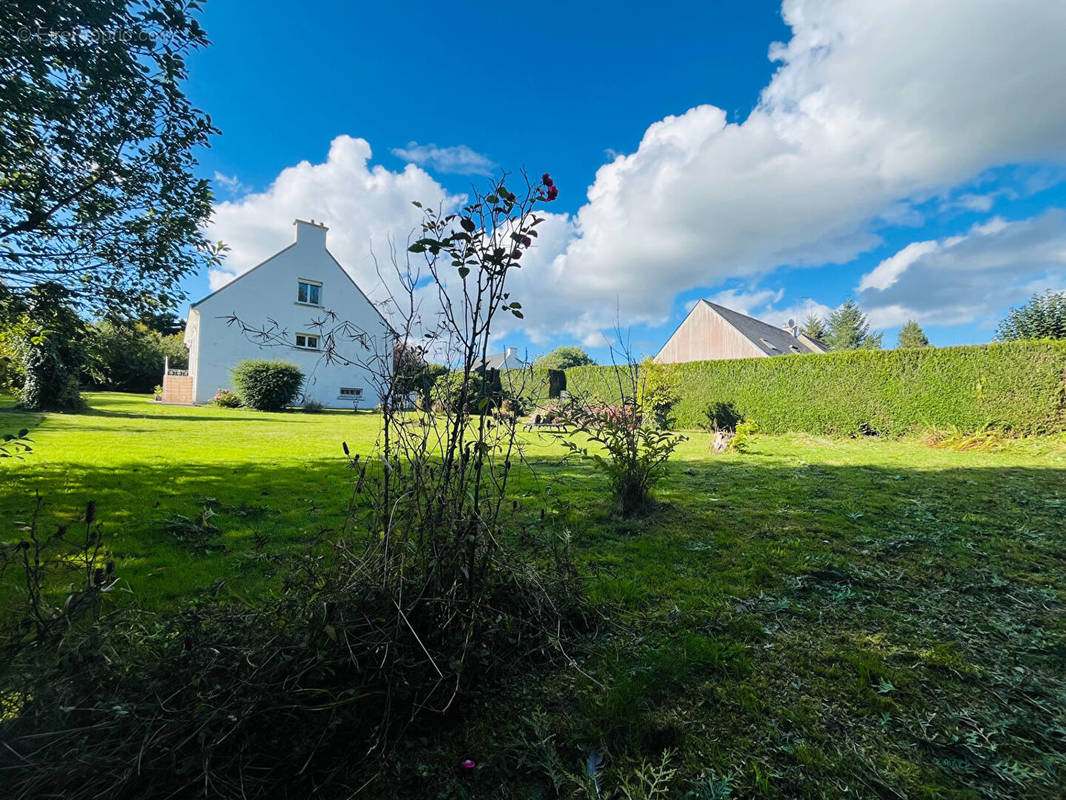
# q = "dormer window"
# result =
<box><xmin>295</xmin><ymin>333</ymin><xmax>319</xmax><ymax>350</ymax></box>
<box><xmin>297</xmin><ymin>280</ymin><xmax>322</xmax><ymax>306</ymax></box>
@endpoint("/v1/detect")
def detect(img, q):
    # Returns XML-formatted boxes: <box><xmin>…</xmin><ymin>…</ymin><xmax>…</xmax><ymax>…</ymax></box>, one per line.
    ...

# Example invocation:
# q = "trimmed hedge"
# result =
<box><xmin>499</xmin><ymin>367</ymin><xmax>565</xmax><ymax>411</ymax></box>
<box><xmin>231</xmin><ymin>360</ymin><xmax>304</xmax><ymax>411</ymax></box>
<box><xmin>564</xmin><ymin>341</ymin><xmax>1066</xmax><ymax>436</ymax></box>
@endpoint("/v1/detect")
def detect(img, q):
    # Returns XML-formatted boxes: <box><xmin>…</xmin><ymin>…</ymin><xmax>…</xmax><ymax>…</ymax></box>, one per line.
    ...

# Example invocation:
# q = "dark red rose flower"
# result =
<box><xmin>521</xmin><ymin>236</ymin><xmax>532</xmax><ymax>247</ymax></box>
<box><xmin>546</xmin><ymin>184</ymin><xmax>559</xmax><ymax>201</ymax></box>
<box><xmin>511</xmin><ymin>248</ymin><xmax>522</xmax><ymax>259</ymax></box>
<box><xmin>542</xmin><ymin>173</ymin><xmax>553</xmax><ymax>187</ymax></box>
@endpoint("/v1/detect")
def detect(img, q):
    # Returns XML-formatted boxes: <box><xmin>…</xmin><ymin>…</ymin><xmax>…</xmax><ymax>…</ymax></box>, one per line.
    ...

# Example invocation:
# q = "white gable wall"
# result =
<box><xmin>185</xmin><ymin>220</ymin><xmax>390</xmax><ymax>408</ymax></box>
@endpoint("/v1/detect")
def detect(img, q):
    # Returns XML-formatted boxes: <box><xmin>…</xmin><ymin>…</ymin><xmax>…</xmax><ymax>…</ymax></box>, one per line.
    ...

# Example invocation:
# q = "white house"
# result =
<box><xmin>480</xmin><ymin>346</ymin><xmax>527</xmax><ymax>371</ymax></box>
<box><xmin>180</xmin><ymin>219</ymin><xmax>391</xmax><ymax>408</ymax></box>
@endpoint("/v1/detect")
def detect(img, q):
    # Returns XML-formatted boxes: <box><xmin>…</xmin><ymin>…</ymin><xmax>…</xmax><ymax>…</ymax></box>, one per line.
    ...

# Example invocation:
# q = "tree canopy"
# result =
<box><xmin>897</xmin><ymin>320</ymin><xmax>931</xmax><ymax>349</ymax></box>
<box><xmin>800</xmin><ymin>314</ymin><xmax>828</xmax><ymax>342</ymax></box>
<box><xmin>0</xmin><ymin>0</ymin><xmax>220</xmax><ymax>315</ymax></box>
<box><xmin>995</xmin><ymin>290</ymin><xmax>1066</xmax><ymax>342</ymax></box>
<box><xmin>823</xmin><ymin>300</ymin><xmax>882</xmax><ymax>350</ymax></box>
<box><xmin>533</xmin><ymin>346</ymin><xmax>595</xmax><ymax>370</ymax></box>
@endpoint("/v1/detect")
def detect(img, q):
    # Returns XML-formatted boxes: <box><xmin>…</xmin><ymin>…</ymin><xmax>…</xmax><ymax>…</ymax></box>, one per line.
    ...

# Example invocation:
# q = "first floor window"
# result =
<box><xmin>339</xmin><ymin>387</ymin><xmax>363</xmax><ymax>397</ymax></box>
<box><xmin>296</xmin><ymin>333</ymin><xmax>319</xmax><ymax>349</ymax></box>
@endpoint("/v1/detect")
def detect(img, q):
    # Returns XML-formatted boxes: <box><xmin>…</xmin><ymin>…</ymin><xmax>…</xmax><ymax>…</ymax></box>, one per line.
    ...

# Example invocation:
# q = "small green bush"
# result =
<box><xmin>565</xmin><ymin>341</ymin><xmax>1066</xmax><ymax>436</ymax></box>
<box><xmin>230</xmin><ymin>360</ymin><xmax>303</xmax><ymax>411</ymax></box>
<box><xmin>210</xmin><ymin>389</ymin><xmax>241</xmax><ymax>408</ymax></box>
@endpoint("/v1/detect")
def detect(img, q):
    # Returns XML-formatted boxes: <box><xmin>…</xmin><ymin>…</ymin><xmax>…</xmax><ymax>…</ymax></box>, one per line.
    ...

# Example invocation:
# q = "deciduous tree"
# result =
<box><xmin>533</xmin><ymin>345</ymin><xmax>595</xmax><ymax>370</ymax></box>
<box><xmin>0</xmin><ymin>0</ymin><xmax>220</xmax><ymax>314</ymax></box>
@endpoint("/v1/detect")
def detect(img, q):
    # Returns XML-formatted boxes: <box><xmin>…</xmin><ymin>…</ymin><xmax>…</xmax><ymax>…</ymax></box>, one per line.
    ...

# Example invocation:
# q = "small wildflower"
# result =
<box><xmin>461</xmin><ymin>759</ymin><xmax>476</xmax><ymax>769</ymax></box>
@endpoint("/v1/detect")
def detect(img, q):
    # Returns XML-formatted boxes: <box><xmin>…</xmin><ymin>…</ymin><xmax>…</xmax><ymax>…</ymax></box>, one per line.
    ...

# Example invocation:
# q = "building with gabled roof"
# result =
<box><xmin>176</xmin><ymin>219</ymin><xmax>391</xmax><ymax>408</ymax></box>
<box><xmin>654</xmin><ymin>300</ymin><xmax>828</xmax><ymax>364</ymax></box>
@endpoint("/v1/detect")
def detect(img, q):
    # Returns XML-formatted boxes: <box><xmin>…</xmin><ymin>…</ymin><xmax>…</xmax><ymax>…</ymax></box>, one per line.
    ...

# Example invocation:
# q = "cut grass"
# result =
<box><xmin>2</xmin><ymin>392</ymin><xmax>1065</xmax><ymax>797</ymax></box>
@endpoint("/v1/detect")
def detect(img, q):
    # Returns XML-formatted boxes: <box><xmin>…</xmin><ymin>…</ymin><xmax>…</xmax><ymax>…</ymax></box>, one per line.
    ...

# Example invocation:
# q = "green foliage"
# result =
<box><xmin>565</xmin><ymin>340</ymin><xmax>1066</xmax><ymax>436</ymax></box>
<box><xmin>210</xmin><ymin>389</ymin><xmax>241</xmax><ymax>408</ymax></box>
<box><xmin>534</xmin><ymin>345</ymin><xmax>595</xmax><ymax>371</ymax></box>
<box><xmin>500</xmin><ymin>366</ymin><xmax>567</xmax><ymax>412</ymax></box>
<box><xmin>432</xmin><ymin>369</ymin><xmax>486</xmax><ymax>412</ymax></box>
<box><xmin>2</xmin><ymin>394</ymin><xmax>1066</xmax><ymax>797</ymax></box>
<box><xmin>560</xmin><ymin>362</ymin><xmax>687</xmax><ymax>516</ymax></box>
<box><xmin>897</xmin><ymin>319</ymin><xmax>931</xmax><ymax>348</ymax></box>
<box><xmin>5</xmin><ymin>283</ymin><xmax>86</xmax><ymax>410</ymax></box>
<box><xmin>0</xmin><ymin>0</ymin><xmax>221</xmax><ymax>314</ymax></box>
<box><xmin>996</xmin><ymin>290</ymin><xmax>1066</xmax><ymax>341</ymax></box>
<box><xmin>85</xmin><ymin>320</ymin><xmax>188</xmax><ymax>393</ymax></box>
<box><xmin>0</xmin><ymin>496</ymin><xmax>583</xmax><ymax>799</ymax></box>
<box><xmin>824</xmin><ymin>299</ymin><xmax>882</xmax><ymax>350</ymax></box>
<box><xmin>729</xmin><ymin>419</ymin><xmax>759</xmax><ymax>452</ymax></box>
<box><xmin>702</xmin><ymin>401</ymin><xmax>741</xmax><ymax>432</ymax></box>
<box><xmin>638</xmin><ymin>358</ymin><xmax>681</xmax><ymax>430</ymax></box>
<box><xmin>230</xmin><ymin>360</ymin><xmax>303</xmax><ymax>411</ymax></box>
<box><xmin>0</xmin><ymin>427</ymin><xmax>31</xmax><ymax>458</ymax></box>
<box><xmin>392</xmin><ymin>342</ymin><xmax>448</xmax><ymax>408</ymax></box>
<box><xmin>800</xmin><ymin>313</ymin><xmax>828</xmax><ymax>342</ymax></box>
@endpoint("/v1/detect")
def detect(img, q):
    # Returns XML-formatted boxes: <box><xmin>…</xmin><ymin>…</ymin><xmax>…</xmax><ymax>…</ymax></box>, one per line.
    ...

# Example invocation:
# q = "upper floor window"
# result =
<box><xmin>295</xmin><ymin>333</ymin><xmax>319</xmax><ymax>350</ymax></box>
<box><xmin>297</xmin><ymin>280</ymin><xmax>322</xmax><ymax>306</ymax></box>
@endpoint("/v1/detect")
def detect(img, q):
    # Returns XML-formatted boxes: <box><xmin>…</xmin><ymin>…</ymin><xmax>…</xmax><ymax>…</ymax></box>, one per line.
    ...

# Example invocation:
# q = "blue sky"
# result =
<box><xmin>183</xmin><ymin>0</ymin><xmax>1066</xmax><ymax>361</ymax></box>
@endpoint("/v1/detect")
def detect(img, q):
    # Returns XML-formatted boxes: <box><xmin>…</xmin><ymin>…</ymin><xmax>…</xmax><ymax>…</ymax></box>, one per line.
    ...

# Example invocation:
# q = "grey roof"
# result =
<box><xmin>480</xmin><ymin>351</ymin><xmax>526</xmax><ymax>370</ymax></box>
<box><xmin>703</xmin><ymin>301</ymin><xmax>828</xmax><ymax>356</ymax></box>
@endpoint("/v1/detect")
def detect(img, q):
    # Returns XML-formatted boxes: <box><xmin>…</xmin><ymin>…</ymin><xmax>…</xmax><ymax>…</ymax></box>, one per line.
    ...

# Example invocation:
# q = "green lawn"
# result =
<box><xmin>2</xmin><ymin>392</ymin><xmax>1065</xmax><ymax>797</ymax></box>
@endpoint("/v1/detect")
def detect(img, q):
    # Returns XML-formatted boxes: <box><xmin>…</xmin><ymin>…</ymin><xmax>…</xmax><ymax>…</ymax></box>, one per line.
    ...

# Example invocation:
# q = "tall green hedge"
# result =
<box><xmin>499</xmin><ymin>367</ymin><xmax>565</xmax><ymax>410</ymax></box>
<box><xmin>564</xmin><ymin>341</ymin><xmax>1066</xmax><ymax>436</ymax></box>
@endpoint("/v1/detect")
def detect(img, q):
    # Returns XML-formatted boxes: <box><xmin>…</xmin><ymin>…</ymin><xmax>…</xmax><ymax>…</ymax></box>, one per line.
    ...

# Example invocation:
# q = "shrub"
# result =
<box><xmin>703</xmin><ymin>401</ymin><xmax>741</xmax><ymax>432</ymax></box>
<box><xmin>561</xmin><ymin>400</ymin><xmax>685</xmax><ymax>516</ymax></box>
<box><xmin>210</xmin><ymin>389</ymin><xmax>241</xmax><ymax>408</ymax></box>
<box><xmin>299</xmin><ymin>398</ymin><xmax>325</xmax><ymax>413</ymax></box>
<box><xmin>730</xmin><ymin>419</ymin><xmax>759</xmax><ymax>452</ymax></box>
<box><xmin>230</xmin><ymin>360</ymin><xmax>303</xmax><ymax>411</ymax></box>
<box><xmin>565</xmin><ymin>341</ymin><xmax>1066</xmax><ymax>436</ymax></box>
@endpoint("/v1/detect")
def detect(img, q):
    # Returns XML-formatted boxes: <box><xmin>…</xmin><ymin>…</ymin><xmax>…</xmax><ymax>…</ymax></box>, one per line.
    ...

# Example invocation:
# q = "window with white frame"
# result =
<box><xmin>338</xmin><ymin>387</ymin><xmax>363</xmax><ymax>398</ymax></box>
<box><xmin>295</xmin><ymin>333</ymin><xmax>319</xmax><ymax>350</ymax></box>
<box><xmin>297</xmin><ymin>280</ymin><xmax>322</xmax><ymax>305</ymax></box>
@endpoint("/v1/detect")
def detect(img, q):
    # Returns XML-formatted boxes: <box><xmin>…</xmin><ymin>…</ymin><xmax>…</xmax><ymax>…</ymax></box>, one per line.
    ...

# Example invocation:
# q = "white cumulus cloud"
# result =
<box><xmin>391</xmin><ymin>142</ymin><xmax>497</xmax><ymax>176</ymax></box>
<box><xmin>206</xmin><ymin>136</ymin><xmax>461</xmax><ymax>296</ymax></box>
<box><xmin>204</xmin><ymin>0</ymin><xmax>1066</xmax><ymax>342</ymax></box>
<box><xmin>546</xmin><ymin>0</ymin><xmax>1066</xmax><ymax>332</ymax></box>
<box><xmin>858</xmin><ymin>209</ymin><xmax>1066</xmax><ymax>327</ymax></box>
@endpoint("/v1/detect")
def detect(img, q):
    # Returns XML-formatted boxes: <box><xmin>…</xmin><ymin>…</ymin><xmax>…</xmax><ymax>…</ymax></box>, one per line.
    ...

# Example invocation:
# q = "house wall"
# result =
<box><xmin>654</xmin><ymin>302</ymin><xmax>765</xmax><ymax>364</ymax></box>
<box><xmin>185</xmin><ymin>220</ymin><xmax>390</xmax><ymax>408</ymax></box>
